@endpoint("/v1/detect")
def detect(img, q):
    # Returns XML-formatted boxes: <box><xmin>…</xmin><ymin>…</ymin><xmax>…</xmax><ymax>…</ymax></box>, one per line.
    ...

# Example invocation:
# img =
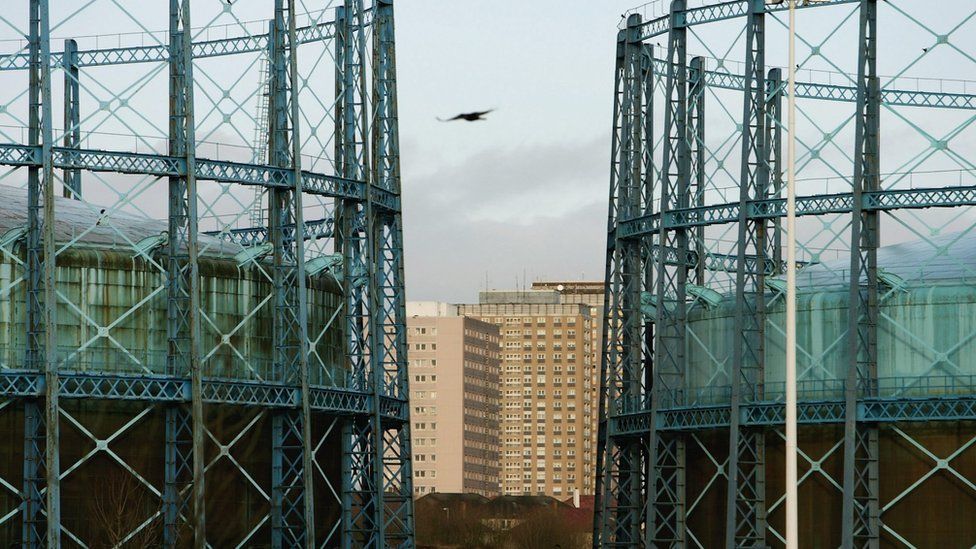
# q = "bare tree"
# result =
<box><xmin>503</xmin><ymin>508</ymin><xmax>586</xmax><ymax>549</ymax></box>
<box><xmin>88</xmin><ymin>469</ymin><xmax>163</xmax><ymax>548</ymax></box>
<box><xmin>416</xmin><ymin>503</ymin><xmax>496</xmax><ymax>548</ymax></box>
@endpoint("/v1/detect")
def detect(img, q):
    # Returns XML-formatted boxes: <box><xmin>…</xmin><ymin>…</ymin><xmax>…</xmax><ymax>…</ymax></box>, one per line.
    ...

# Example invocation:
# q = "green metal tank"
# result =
<box><xmin>682</xmin><ymin>234</ymin><xmax>976</xmax><ymax>546</ymax></box>
<box><xmin>687</xmin><ymin>235</ymin><xmax>976</xmax><ymax>400</ymax></box>
<box><xmin>0</xmin><ymin>185</ymin><xmax>344</xmax><ymax>384</ymax></box>
<box><xmin>0</xmin><ymin>185</ymin><xmax>345</xmax><ymax>545</ymax></box>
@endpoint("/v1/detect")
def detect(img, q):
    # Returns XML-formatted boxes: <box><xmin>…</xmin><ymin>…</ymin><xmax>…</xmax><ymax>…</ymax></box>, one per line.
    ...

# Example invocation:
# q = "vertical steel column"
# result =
<box><xmin>727</xmin><ymin>1</ymin><xmax>768</xmax><ymax>546</ymax></box>
<box><xmin>162</xmin><ymin>404</ymin><xmax>192</xmax><ymax>546</ymax></box>
<box><xmin>359</xmin><ymin>0</ymin><xmax>389</xmax><ymax>544</ymax></box>
<box><xmin>766</xmin><ymin>68</ymin><xmax>784</xmax><ymax>273</ymax></box>
<box><xmin>285</xmin><ymin>0</ymin><xmax>316</xmax><ymax>544</ymax></box>
<box><xmin>649</xmin><ymin>1</ymin><xmax>688</xmax><ymax>544</ymax></box>
<box><xmin>268</xmin><ymin>1</ymin><xmax>310</xmax><ymax>545</ymax></box>
<box><xmin>335</xmin><ymin>6</ymin><xmax>365</xmax><ymax>546</ymax></box>
<box><xmin>22</xmin><ymin>2</ymin><xmax>49</xmax><ymax>544</ymax></box>
<box><xmin>22</xmin><ymin>400</ymin><xmax>43</xmax><ymax>547</ymax></box>
<box><xmin>593</xmin><ymin>13</ymin><xmax>647</xmax><ymax>548</ymax></box>
<box><xmin>61</xmin><ymin>39</ymin><xmax>80</xmax><ymax>200</ymax></box>
<box><xmin>337</xmin><ymin>1</ymin><xmax>384</xmax><ymax>546</ymax></box>
<box><xmin>164</xmin><ymin>0</ymin><xmax>204</xmax><ymax>545</ymax></box>
<box><xmin>22</xmin><ymin>1</ymin><xmax>59</xmax><ymax>545</ymax></box>
<box><xmin>271</xmin><ymin>411</ymin><xmax>307</xmax><ymax>547</ymax></box>
<box><xmin>689</xmin><ymin>56</ymin><xmax>706</xmax><ymax>284</ymax></box>
<box><xmin>622</xmin><ymin>18</ymin><xmax>646</xmax><ymax>547</ymax></box>
<box><xmin>370</xmin><ymin>0</ymin><xmax>415</xmax><ymax>545</ymax></box>
<box><xmin>40</xmin><ymin>0</ymin><xmax>58</xmax><ymax>542</ymax></box>
<box><xmin>844</xmin><ymin>1</ymin><xmax>880</xmax><ymax>546</ymax></box>
<box><xmin>639</xmin><ymin>43</ymin><xmax>656</xmax><ymax>549</ymax></box>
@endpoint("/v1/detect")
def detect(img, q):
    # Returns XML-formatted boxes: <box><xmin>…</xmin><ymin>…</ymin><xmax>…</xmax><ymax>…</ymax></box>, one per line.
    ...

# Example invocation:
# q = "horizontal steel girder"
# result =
<box><xmin>204</xmin><ymin>217</ymin><xmax>333</xmax><ymax>247</ymax></box>
<box><xmin>0</xmin><ymin>20</ymin><xmax>337</xmax><ymax>70</ymax></box>
<box><xmin>660</xmin><ymin>58</ymin><xmax>976</xmax><ymax>110</ymax></box>
<box><xmin>641</xmin><ymin>243</ymin><xmax>807</xmax><ymax>276</ymax></box>
<box><xmin>635</xmin><ymin>0</ymin><xmax>859</xmax><ymax>40</ymax></box>
<box><xmin>617</xmin><ymin>184</ymin><xmax>976</xmax><ymax>238</ymax></box>
<box><xmin>609</xmin><ymin>395</ymin><xmax>976</xmax><ymax>435</ymax></box>
<box><xmin>0</xmin><ymin>144</ymin><xmax>397</xmax><ymax>210</ymax></box>
<box><xmin>0</xmin><ymin>370</ymin><xmax>407</xmax><ymax>421</ymax></box>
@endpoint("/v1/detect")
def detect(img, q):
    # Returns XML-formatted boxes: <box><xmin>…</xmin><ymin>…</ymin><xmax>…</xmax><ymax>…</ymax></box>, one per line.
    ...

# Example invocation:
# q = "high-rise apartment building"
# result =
<box><xmin>458</xmin><ymin>281</ymin><xmax>605</xmax><ymax>499</ymax></box>
<box><xmin>406</xmin><ymin>302</ymin><xmax>502</xmax><ymax>497</ymax></box>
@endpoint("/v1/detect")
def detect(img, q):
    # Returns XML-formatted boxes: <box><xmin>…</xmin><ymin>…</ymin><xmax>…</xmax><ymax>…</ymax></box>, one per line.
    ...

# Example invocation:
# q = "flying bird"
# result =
<box><xmin>437</xmin><ymin>109</ymin><xmax>494</xmax><ymax>122</ymax></box>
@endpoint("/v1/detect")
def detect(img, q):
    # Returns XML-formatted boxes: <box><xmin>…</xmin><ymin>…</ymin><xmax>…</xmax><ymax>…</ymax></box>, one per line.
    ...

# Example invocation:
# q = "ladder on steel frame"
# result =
<box><xmin>249</xmin><ymin>52</ymin><xmax>272</xmax><ymax>227</ymax></box>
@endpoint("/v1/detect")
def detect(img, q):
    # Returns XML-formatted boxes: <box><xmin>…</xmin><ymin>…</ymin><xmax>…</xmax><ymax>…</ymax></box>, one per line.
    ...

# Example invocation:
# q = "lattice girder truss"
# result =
<box><xmin>0</xmin><ymin>0</ymin><xmax>411</xmax><ymax>546</ymax></box>
<box><xmin>596</xmin><ymin>0</ymin><xmax>976</xmax><ymax>547</ymax></box>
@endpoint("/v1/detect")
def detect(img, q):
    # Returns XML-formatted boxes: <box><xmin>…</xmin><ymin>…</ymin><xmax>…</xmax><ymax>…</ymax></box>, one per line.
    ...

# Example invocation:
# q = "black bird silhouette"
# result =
<box><xmin>437</xmin><ymin>109</ymin><xmax>494</xmax><ymax>122</ymax></box>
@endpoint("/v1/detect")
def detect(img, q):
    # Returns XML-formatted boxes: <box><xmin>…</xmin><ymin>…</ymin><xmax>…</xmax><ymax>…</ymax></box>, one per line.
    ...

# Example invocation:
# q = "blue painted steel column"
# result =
<box><xmin>844</xmin><ymin>0</ymin><xmax>880</xmax><ymax>546</ymax></box>
<box><xmin>21</xmin><ymin>400</ymin><xmax>43</xmax><ymax>547</ymax></box>
<box><xmin>336</xmin><ymin>1</ymin><xmax>383</xmax><ymax>545</ymax></box>
<box><xmin>727</xmin><ymin>1</ymin><xmax>768</xmax><ymax>546</ymax></box>
<box><xmin>268</xmin><ymin>1</ymin><xmax>310</xmax><ymax>545</ymax></box>
<box><xmin>593</xmin><ymin>13</ymin><xmax>649</xmax><ymax>548</ymax></box>
<box><xmin>370</xmin><ymin>0</ymin><xmax>415</xmax><ymax>545</ymax></box>
<box><xmin>284</xmin><ymin>0</ymin><xmax>317</xmax><ymax>543</ymax></box>
<box><xmin>23</xmin><ymin>1</ymin><xmax>58</xmax><ymax>545</ymax></box>
<box><xmin>766</xmin><ymin>68</ymin><xmax>784</xmax><ymax>273</ymax></box>
<box><xmin>162</xmin><ymin>405</ymin><xmax>192</xmax><ymax>546</ymax></box>
<box><xmin>689</xmin><ymin>56</ymin><xmax>706</xmax><ymax>284</ymax></box>
<box><xmin>335</xmin><ymin>5</ymin><xmax>364</xmax><ymax>545</ymax></box>
<box><xmin>61</xmin><ymin>39</ymin><xmax>80</xmax><ymax>200</ymax></box>
<box><xmin>22</xmin><ymin>1</ymin><xmax>46</xmax><ymax>543</ymax></box>
<box><xmin>164</xmin><ymin>0</ymin><xmax>204</xmax><ymax>545</ymax></box>
<box><xmin>650</xmin><ymin>1</ymin><xmax>688</xmax><ymax>544</ymax></box>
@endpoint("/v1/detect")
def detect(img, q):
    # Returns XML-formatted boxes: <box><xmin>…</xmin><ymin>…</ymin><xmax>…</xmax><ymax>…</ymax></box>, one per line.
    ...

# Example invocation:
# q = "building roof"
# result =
<box><xmin>794</xmin><ymin>232</ymin><xmax>976</xmax><ymax>289</ymax></box>
<box><xmin>415</xmin><ymin>492</ymin><xmax>491</xmax><ymax>506</ymax></box>
<box><xmin>0</xmin><ymin>184</ymin><xmax>241</xmax><ymax>258</ymax></box>
<box><xmin>482</xmin><ymin>495</ymin><xmax>570</xmax><ymax>516</ymax></box>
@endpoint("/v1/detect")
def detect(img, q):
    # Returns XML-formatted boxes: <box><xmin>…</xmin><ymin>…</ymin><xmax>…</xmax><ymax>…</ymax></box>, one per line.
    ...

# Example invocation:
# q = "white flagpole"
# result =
<box><xmin>785</xmin><ymin>0</ymin><xmax>799</xmax><ymax>548</ymax></box>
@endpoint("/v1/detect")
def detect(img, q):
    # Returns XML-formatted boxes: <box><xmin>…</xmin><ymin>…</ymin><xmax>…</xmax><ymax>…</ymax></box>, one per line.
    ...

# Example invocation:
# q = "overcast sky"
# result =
<box><xmin>393</xmin><ymin>0</ymin><xmax>976</xmax><ymax>304</ymax></box>
<box><xmin>395</xmin><ymin>1</ymin><xmax>640</xmax><ymax>303</ymax></box>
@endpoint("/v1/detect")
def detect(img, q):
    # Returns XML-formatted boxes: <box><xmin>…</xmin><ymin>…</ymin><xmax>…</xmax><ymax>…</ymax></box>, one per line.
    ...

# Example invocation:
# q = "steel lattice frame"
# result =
<box><xmin>0</xmin><ymin>0</ymin><xmax>412</xmax><ymax>547</ymax></box>
<box><xmin>596</xmin><ymin>0</ymin><xmax>976</xmax><ymax>547</ymax></box>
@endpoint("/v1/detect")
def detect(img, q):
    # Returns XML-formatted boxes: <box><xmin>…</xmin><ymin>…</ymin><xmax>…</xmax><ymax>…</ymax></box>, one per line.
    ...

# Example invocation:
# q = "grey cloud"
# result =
<box><xmin>401</xmin><ymin>137</ymin><xmax>611</xmax><ymax>302</ymax></box>
<box><xmin>404</xmin><ymin>135</ymin><xmax>610</xmax><ymax>224</ymax></box>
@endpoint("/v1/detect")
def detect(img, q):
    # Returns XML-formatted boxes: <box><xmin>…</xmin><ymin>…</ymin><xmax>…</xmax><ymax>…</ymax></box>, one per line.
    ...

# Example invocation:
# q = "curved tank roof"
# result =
<box><xmin>0</xmin><ymin>184</ymin><xmax>242</xmax><ymax>258</ymax></box>
<box><xmin>792</xmin><ymin>232</ymin><xmax>976</xmax><ymax>289</ymax></box>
